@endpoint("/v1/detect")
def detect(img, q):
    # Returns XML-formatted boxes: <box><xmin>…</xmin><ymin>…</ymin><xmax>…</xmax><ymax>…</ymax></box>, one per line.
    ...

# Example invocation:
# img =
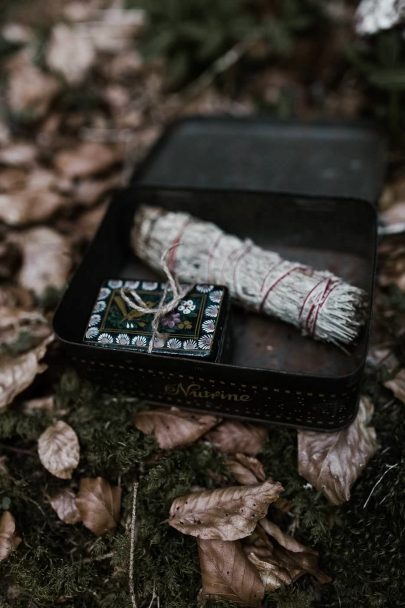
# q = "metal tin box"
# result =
<box><xmin>54</xmin><ymin>118</ymin><xmax>384</xmax><ymax>430</ymax></box>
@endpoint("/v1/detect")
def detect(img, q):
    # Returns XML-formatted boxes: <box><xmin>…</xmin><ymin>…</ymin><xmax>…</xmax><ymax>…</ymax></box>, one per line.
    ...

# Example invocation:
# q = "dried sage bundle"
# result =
<box><xmin>131</xmin><ymin>206</ymin><xmax>367</xmax><ymax>346</ymax></box>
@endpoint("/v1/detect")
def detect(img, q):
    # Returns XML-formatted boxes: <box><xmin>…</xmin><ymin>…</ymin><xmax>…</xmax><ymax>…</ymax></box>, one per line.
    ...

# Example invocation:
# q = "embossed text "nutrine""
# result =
<box><xmin>164</xmin><ymin>382</ymin><xmax>251</xmax><ymax>402</ymax></box>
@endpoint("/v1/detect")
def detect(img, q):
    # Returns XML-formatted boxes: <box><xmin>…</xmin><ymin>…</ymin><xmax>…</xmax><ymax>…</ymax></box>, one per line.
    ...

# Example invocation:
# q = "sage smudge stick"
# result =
<box><xmin>131</xmin><ymin>206</ymin><xmax>367</xmax><ymax>346</ymax></box>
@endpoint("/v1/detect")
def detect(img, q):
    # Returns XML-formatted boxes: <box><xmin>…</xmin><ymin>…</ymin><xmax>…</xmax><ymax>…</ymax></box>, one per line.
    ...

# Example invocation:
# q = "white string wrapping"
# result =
<box><xmin>131</xmin><ymin>206</ymin><xmax>368</xmax><ymax>347</ymax></box>
<box><xmin>120</xmin><ymin>246</ymin><xmax>194</xmax><ymax>353</ymax></box>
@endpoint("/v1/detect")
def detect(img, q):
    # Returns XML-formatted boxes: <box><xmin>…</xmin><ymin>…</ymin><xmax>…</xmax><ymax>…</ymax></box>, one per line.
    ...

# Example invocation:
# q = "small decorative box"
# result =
<box><xmin>83</xmin><ymin>279</ymin><xmax>230</xmax><ymax>361</ymax></box>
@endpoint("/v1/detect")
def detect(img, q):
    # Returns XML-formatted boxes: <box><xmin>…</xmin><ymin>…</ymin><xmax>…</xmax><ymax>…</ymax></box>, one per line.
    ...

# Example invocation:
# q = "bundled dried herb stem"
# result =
<box><xmin>132</xmin><ymin>206</ymin><xmax>368</xmax><ymax>346</ymax></box>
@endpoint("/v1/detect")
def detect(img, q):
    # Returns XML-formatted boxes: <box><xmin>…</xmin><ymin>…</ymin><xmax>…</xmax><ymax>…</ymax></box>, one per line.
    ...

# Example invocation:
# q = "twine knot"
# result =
<box><xmin>120</xmin><ymin>245</ymin><xmax>194</xmax><ymax>353</ymax></box>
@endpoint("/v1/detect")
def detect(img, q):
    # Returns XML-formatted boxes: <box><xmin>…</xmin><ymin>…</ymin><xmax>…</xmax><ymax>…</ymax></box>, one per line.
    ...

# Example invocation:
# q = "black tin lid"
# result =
<box><xmin>134</xmin><ymin>116</ymin><xmax>386</xmax><ymax>205</ymax></box>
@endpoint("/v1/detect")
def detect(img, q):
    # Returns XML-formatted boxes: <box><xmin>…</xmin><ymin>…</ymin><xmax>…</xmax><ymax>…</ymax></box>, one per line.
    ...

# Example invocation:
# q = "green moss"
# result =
<box><xmin>0</xmin><ymin>365</ymin><xmax>404</xmax><ymax>608</ymax></box>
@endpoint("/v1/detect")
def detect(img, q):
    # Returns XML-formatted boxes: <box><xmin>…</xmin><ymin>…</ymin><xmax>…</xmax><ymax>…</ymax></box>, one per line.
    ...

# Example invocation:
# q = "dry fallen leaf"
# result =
<box><xmin>0</xmin><ymin>143</ymin><xmax>37</xmax><ymax>167</ymax></box>
<box><xmin>0</xmin><ymin>285</ymin><xmax>33</xmax><ymax>310</ymax></box>
<box><xmin>380</xmin><ymin>201</ymin><xmax>405</xmax><ymax>226</ymax></box>
<box><xmin>7</xmin><ymin>60</ymin><xmax>60</xmax><ymax>120</ymax></box>
<box><xmin>86</xmin><ymin>8</ymin><xmax>145</xmax><ymax>53</ymax></box>
<box><xmin>76</xmin><ymin>477</ymin><xmax>121</xmax><ymax>536</ymax></box>
<box><xmin>53</xmin><ymin>142</ymin><xmax>121</xmax><ymax>179</ymax></box>
<box><xmin>298</xmin><ymin>397</ymin><xmax>378</xmax><ymax>505</ymax></box>
<box><xmin>384</xmin><ymin>368</ymin><xmax>405</xmax><ymax>404</ymax></box>
<box><xmin>71</xmin><ymin>174</ymin><xmax>121</xmax><ymax>207</ymax></box>
<box><xmin>0</xmin><ymin>334</ymin><xmax>52</xmax><ymax>409</ymax></box>
<box><xmin>0</xmin><ymin>456</ymin><xmax>9</xmax><ymax>476</ymax></box>
<box><xmin>207</xmin><ymin>421</ymin><xmax>268</xmax><ymax>455</ymax></box>
<box><xmin>134</xmin><ymin>408</ymin><xmax>219</xmax><ymax>449</ymax></box>
<box><xmin>0</xmin><ymin>511</ymin><xmax>21</xmax><ymax>562</ymax></box>
<box><xmin>13</xmin><ymin>227</ymin><xmax>71</xmax><ymax>296</ymax></box>
<box><xmin>47</xmin><ymin>24</ymin><xmax>96</xmax><ymax>85</ymax></box>
<box><xmin>0</xmin><ymin>169</ymin><xmax>65</xmax><ymax>226</ymax></box>
<box><xmin>245</xmin><ymin>518</ymin><xmax>331</xmax><ymax>592</ymax></box>
<box><xmin>226</xmin><ymin>455</ymin><xmax>291</xmax><ymax>513</ymax></box>
<box><xmin>379</xmin><ymin>244</ymin><xmax>405</xmax><ymax>291</ymax></box>
<box><xmin>38</xmin><ymin>421</ymin><xmax>80</xmax><ymax>479</ymax></box>
<box><xmin>169</xmin><ymin>479</ymin><xmax>283</xmax><ymax>541</ymax></box>
<box><xmin>22</xmin><ymin>395</ymin><xmax>55</xmax><ymax>414</ymax></box>
<box><xmin>198</xmin><ymin>538</ymin><xmax>264</xmax><ymax>607</ymax></box>
<box><xmin>226</xmin><ymin>454</ymin><xmax>266</xmax><ymax>485</ymax></box>
<box><xmin>49</xmin><ymin>488</ymin><xmax>81</xmax><ymax>524</ymax></box>
<box><xmin>0</xmin><ymin>307</ymin><xmax>50</xmax><ymax>346</ymax></box>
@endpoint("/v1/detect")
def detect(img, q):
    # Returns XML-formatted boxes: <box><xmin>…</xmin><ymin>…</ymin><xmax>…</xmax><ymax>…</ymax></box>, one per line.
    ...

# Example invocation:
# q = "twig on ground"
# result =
<box><xmin>129</xmin><ymin>480</ymin><xmax>139</xmax><ymax>608</ymax></box>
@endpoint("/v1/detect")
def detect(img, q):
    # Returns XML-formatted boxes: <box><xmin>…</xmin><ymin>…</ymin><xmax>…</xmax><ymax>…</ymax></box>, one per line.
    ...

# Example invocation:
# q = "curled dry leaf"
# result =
<box><xmin>38</xmin><ymin>421</ymin><xmax>80</xmax><ymax>479</ymax></box>
<box><xmin>384</xmin><ymin>368</ymin><xmax>405</xmax><ymax>404</ymax></box>
<box><xmin>226</xmin><ymin>454</ymin><xmax>266</xmax><ymax>485</ymax></box>
<box><xmin>198</xmin><ymin>538</ymin><xmax>264</xmax><ymax>607</ymax></box>
<box><xmin>226</xmin><ymin>454</ymin><xmax>291</xmax><ymax>513</ymax></box>
<box><xmin>169</xmin><ymin>479</ymin><xmax>283</xmax><ymax>541</ymax></box>
<box><xmin>298</xmin><ymin>397</ymin><xmax>378</xmax><ymax>505</ymax></box>
<box><xmin>134</xmin><ymin>408</ymin><xmax>219</xmax><ymax>449</ymax></box>
<box><xmin>13</xmin><ymin>227</ymin><xmax>71</xmax><ymax>296</ymax></box>
<box><xmin>76</xmin><ymin>477</ymin><xmax>121</xmax><ymax>536</ymax></box>
<box><xmin>54</xmin><ymin>142</ymin><xmax>121</xmax><ymax>179</ymax></box>
<box><xmin>0</xmin><ymin>334</ymin><xmax>52</xmax><ymax>409</ymax></box>
<box><xmin>207</xmin><ymin>420</ymin><xmax>268</xmax><ymax>455</ymax></box>
<box><xmin>0</xmin><ymin>511</ymin><xmax>21</xmax><ymax>562</ymax></box>
<box><xmin>244</xmin><ymin>519</ymin><xmax>330</xmax><ymax>591</ymax></box>
<box><xmin>47</xmin><ymin>24</ymin><xmax>96</xmax><ymax>85</ymax></box>
<box><xmin>49</xmin><ymin>488</ymin><xmax>81</xmax><ymax>524</ymax></box>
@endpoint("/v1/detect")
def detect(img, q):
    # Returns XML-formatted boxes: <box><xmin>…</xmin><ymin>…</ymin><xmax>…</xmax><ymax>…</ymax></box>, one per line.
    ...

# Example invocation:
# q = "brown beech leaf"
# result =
<box><xmin>384</xmin><ymin>369</ymin><xmax>405</xmax><ymax>404</ymax></box>
<box><xmin>38</xmin><ymin>421</ymin><xmax>80</xmax><ymax>479</ymax></box>
<box><xmin>0</xmin><ymin>307</ymin><xmax>50</xmax><ymax>346</ymax></box>
<box><xmin>244</xmin><ymin>519</ymin><xmax>330</xmax><ymax>591</ymax></box>
<box><xmin>13</xmin><ymin>227</ymin><xmax>71</xmax><ymax>296</ymax></box>
<box><xmin>169</xmin><ymin>479</ymin><xmax>283</xmax><ymax>541</ymax></box>
<box><xmin>76</xmin><ymin>477</ymin><xmax>121</xmax><ymax>536</ymax></box>
<box><xmin>298</xmin><ymin>397</ymin><xmax>378</xmax><ymax>505</ymax></box>
<box><xmin>49</xmin><ymin>488</ymin><xmax>81</xmax><ymax>524</ymax></box>
<box><xmin>0</xmin><ymin>334</ymin><xmax>52</xmax><ymax>409</ymax></box>
<box><xmin>54</xmin><ymin>142</ymin><xmax>121</xmax><ymax>179</ymax></box>
<box><xmin>22</xmin><ymin>395</ymin><xmax>55</xmax><ymax>414</ymax></box>
<box><xmin>72</xmin><ymin>174</ymin><xmax>121</xmax><ymax>207</ymax></box>
<box><xmin>47</xmin><ymin>24</ymin><xmax>96</xmax><ymax>85</ymax></box>
<box><xmin>0</xmin><ymin>169</ymin><xmax>65</xmax><ymax>226</ymax></box>
<box><xmin>198</xmin><ymin>538</ymin><xmax>264</xmax><ymax>607</ymax></box>
<box><xmin>207</xmin><ymin>421</ymin><xmax>268</xmax><ymax>455</ymax></box>
<box><xmin>134</xmin><ymin>408</ymin><xmax>219</xmax><ymax>449</ymax></box>
<box><xmin>0</xmin><ymin>143</ymin><xmax>37</xmax><ymax>167</ymax></box>
<box><xmin>86</xmin><ymin>8</ymin><xmax>145</xmax><ymax>53</ymax></box>
<box><xmin>0</xmin><ymin>511</ymin><xmax>21</xmax><ymax>562</ymax></box>
<box><xmin>7</xmin><ymin>60</ymin><xmax>60</xmax><ymax>120</ymax></box>
<box><xmin>226</xmin><ymin>454</ymin><xmax>266</xmax><ymax>485</ymax></box>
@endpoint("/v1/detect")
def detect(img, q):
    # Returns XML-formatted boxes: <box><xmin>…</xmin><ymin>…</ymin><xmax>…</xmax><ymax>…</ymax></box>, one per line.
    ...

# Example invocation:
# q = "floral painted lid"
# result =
<box><xmin>83</xmin><ymin>279</ymin><xmax>229</xmax><ymax>360</ymax></box>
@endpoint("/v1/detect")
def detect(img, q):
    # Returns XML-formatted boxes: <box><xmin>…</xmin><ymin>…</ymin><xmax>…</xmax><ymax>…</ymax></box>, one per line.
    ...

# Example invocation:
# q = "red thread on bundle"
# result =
<box><xmin>259</xmin><ymin>266</ymin><xmax>303</xmax><ymax>313</ymax></box>
<box><xmin>207</xmin><ymin>232</ymin><xmax>224</xmax><ymax>282</ymax></box>
<box><xmin>298</xmin><ymin>278</ymin><xmax>326</xmax><ymax>324</ymax></box>
<box><xmin>232</xmin><ymin>241</ymin><xmax>252</xmax><ymax>291</ymax></box>
<box><xmin>167</xmin><ymin>218</ymin><xmax>191</xmax><ymax>272</ymax></box>
<box><xmin>311</xmin><ymin>279</ymin><xmax>339</xmax><ymax>336</ymax></box>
